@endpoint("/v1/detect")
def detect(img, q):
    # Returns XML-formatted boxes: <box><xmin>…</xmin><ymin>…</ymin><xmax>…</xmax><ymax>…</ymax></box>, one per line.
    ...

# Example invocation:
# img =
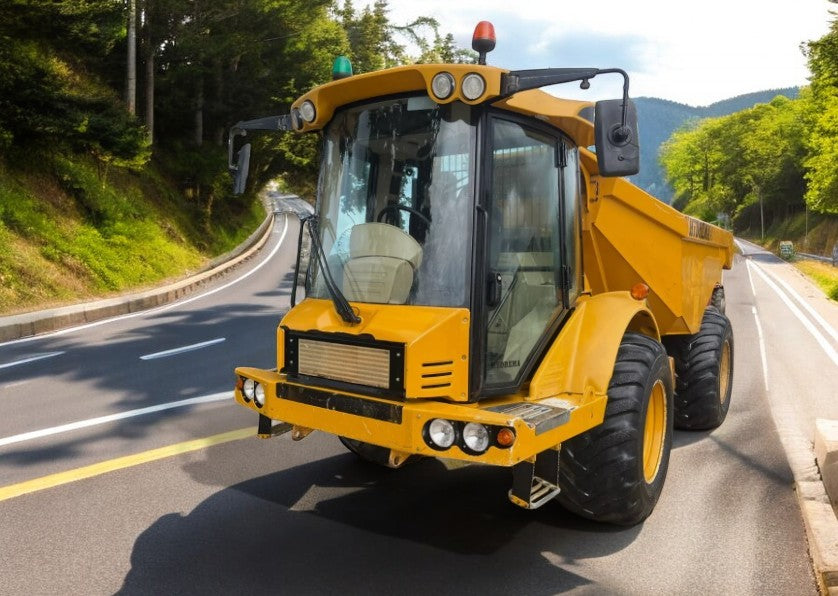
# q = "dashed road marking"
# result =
<box><xmin>751</xmin><ymin>306</ymin><xmax>770</xmax><ymax>393</ymax></box>
<box><xmin>0</xmin><ymin>351</ymin><xmax>64</xmax><ymax>370</ymax></box>
<box><xmin>140</xmin><ymin>338</ymin><xmax>225</xmax><ymax>361</ymax></box>
<box><xmin>0</xmin><ymin>392</ymin><xmax>230</xmax><ymax>448</ymax></box>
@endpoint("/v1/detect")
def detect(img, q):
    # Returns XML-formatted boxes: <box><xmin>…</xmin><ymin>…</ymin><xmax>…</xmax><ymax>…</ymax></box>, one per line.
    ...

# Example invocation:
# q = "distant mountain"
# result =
<box><xmin>631</xmin><ymin>88</ymin><xmax>800</xmax><ymax>202</ymax></box>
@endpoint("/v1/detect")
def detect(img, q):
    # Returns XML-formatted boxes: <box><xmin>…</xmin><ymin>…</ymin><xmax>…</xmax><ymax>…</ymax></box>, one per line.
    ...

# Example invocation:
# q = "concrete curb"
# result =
<box><xmin>798</xmin><ymin>420</ymin><xmax>838</xmax><ymax>595</ymax></box>
<box><xmin>0</xmin><ymin>211</ymin><xmax>275</xmax><ymax>343</ymax></box>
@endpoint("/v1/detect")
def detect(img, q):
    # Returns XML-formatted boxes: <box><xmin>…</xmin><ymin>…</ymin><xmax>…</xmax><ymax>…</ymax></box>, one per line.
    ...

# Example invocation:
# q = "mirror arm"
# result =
<box><xmin>592</xmin><ymin>68</ymin><xmax>630</xmax><ymax>135</ymax></box>
<box><xmin>500</xmin><ymin>67</ymin><xmax>631</xmax><ymax>130</ymax></box>
<box><xmin>227</xmin><ymin>114</ymin><xmax>294</xmax><ymax>173</ymax></box>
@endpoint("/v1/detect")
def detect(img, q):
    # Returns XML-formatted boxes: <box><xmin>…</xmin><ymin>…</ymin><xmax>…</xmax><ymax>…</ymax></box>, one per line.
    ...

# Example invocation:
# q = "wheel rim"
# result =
<box><xmin>643</xmin><ymin>380</ymin><xmax>667</xmax><ymax>483</ymax></box>
<box><xmin>718</xmin><ymin>340</ymin><xmax>731</xmax><ymax>405</ymax></box>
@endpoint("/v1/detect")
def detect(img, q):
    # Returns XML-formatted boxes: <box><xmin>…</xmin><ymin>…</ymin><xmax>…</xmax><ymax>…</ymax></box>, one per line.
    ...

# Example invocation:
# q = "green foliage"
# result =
<box><xmin>660</xmin><ymin>94</ymin><xmax>808</xmax><ymax>229</ymax></box>
<box><xmin>0</xmin><ymin>0</ymin><xmax>471</xmax><ymax>312</ymax></box>
<box><xmin>803</xmin><ymin>9</ymin><xmax>838</xmax><ymax>214</ymax></box>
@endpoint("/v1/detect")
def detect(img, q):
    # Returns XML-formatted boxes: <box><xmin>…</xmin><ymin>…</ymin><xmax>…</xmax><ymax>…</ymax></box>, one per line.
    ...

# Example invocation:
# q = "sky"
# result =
<box><xmin>358</xmin><ymin>0</ymin><xmax>835</xmax><ymax>107</ymax></box>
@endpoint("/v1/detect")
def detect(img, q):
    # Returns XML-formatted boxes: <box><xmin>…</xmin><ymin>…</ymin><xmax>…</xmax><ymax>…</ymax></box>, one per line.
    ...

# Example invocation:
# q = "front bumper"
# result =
<box><xmin>234</xmin><ymin>367</ymin><xmax>606</xmax><ymax>467</ymax></box>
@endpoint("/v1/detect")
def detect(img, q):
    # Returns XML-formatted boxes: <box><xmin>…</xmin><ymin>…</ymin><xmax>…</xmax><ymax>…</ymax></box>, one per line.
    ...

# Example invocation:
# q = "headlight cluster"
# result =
<box><xmin>239</xmin><ymin>376</ymin><xmax>267</xmax><ymax>408</ymax></box>
<box><xmin>430</xmin><ymin>72</ymin><xmax>486</xmax><ymax>102</ymax></box>
<box><xmin>290</xmin><ymin>100</ymin><xmax>317</xmax><ymax>130</ymax></box>
<box><xmin>423</xmin><ymin>418</ymin><xmax>515</xmax><ymax>455</ymax></box>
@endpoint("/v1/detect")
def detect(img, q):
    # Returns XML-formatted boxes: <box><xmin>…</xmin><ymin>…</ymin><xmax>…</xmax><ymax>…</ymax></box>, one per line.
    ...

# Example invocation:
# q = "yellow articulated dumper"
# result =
<box><xmin>228</xmin><ymin>21</ymin><xmax>734</xmax><ymax>525</ymax></box>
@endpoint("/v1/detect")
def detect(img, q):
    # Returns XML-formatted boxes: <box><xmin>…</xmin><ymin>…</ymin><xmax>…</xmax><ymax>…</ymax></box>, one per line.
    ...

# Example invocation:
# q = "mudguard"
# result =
<box><xmin>529</xmin><ymin>291</ymin><xmax>660</xmax><ymax>401</ymax></box>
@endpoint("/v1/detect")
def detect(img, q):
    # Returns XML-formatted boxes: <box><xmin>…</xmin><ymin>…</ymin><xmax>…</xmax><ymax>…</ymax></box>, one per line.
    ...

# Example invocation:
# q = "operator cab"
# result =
<box><xmin>306</xmin><ymin>91</ymin><xmax>584</xmax><ymax>395</ymax></box>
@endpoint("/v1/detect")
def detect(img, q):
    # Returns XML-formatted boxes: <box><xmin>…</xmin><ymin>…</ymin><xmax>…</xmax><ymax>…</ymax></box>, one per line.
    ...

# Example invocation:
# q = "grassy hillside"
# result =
<box><xmin>0</xmin><ymin>152</ymin><xmax>263</xmax><ymax>315</ymax></box>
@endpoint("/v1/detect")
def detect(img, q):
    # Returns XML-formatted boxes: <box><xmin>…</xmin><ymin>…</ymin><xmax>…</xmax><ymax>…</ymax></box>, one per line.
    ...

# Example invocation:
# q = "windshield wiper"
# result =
<box><xmin>304</xmin><ymin>215</ymin><xmax>361</xmax><ymax>324</ymax></box>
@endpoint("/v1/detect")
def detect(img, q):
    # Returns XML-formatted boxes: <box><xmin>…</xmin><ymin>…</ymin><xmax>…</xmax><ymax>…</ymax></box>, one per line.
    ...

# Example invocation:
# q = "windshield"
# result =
<box><xmin>308</xmin><ymin>96</ymin><xmax>476</xmax><ymax>308</ymax></box>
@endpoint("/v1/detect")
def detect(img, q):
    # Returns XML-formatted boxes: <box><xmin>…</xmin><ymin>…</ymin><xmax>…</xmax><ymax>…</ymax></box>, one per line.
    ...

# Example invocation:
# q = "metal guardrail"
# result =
<box><xmin>797</xmin><ymin>251</ymin><xmax>837</xmax><ymax>266</ymax></box>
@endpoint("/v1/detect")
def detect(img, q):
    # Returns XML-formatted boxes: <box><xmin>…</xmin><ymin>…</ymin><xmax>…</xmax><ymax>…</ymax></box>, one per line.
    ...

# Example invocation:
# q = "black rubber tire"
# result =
<box><xmin>663</xmin><ymin>307</ymin><xmax>734</xmax><ymax>430</ymax></box>
<box><xmin>557</xmin><ymin>333</ymin><xmax>674</xmax><ymax>526</ymax></box>
<box><xmin>338</xmin><ymin>436</ymin><xmax>418</xmax><ymax>469</ymax></box>
<box><xmin>710</xmin><ymin>286</ymin><xmax>726</xmax><ymax>314</ymax></box>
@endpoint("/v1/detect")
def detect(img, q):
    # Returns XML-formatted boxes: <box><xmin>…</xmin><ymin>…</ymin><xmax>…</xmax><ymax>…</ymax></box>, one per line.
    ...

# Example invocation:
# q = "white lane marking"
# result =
<box><xmin>0</xmin><ymin>215</ymin><xmax>290</xmax><ymax>347</ymax></box>
<box><xmin>751</xmin><ymin>306</ymin><xmax>770</xmax><ymax>393</ymax></box>
<box><xmin>152</xmin><ymin>215</ymin><xmax>290</xmax><ymax>314</ymax></box>
<box><xmin>747</xmin><ymin>260</ymin><xmax>838</xmax><ymax>368</ymax></box>
<box><xmin>736</xmin><ymin>238</ymin><xmax>838</xmax><ymax>344</ymax></box>
<box><xmin>754</xmin><ymin>262</ymin><xmax>838</xmax><ymax>344</ymax></box>
<box><xmin>0</xmin><ymin>392</ymin><xmax>230</xmax><ymax>448</ymax></box>
<box><xmin>745</xmin><ymin>255</ymin><xmax>757</xmax><ymax>297</ymax></box>
<box><xmin>139</xmin><ymin>338</ymin><xmax>226</xmax><ymax>361</ymax></box>
<box><xmin>0</xmin><ymin>351</ymin><xmax>65</xmax><ymax>370</ymax></box>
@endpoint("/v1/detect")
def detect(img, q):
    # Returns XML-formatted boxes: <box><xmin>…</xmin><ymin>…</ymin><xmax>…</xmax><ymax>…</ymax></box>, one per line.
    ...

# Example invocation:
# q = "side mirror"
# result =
<box><xmin>594</xmin><ymin>99</ymin><xmax>639</xmax><ymax>177</ymax></box>
<box><xmin>232</xmin><ymin>143</ymin><xmax>251</xmax><ymax>195</ymax></box>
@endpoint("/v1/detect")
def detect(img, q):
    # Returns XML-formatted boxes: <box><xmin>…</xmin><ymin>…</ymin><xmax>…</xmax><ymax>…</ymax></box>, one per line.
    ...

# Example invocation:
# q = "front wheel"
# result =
<box><xmin>558</xmin><ymin>333</ymin><xmax>674</xmax><ymax>526</ymax></box>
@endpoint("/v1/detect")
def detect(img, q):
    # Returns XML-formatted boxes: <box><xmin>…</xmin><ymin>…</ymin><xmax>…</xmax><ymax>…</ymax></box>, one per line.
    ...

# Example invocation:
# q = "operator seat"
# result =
<box><xmin>342</xmin><ymin>222</ymin><xmax>423</xmax><ymax>304</ymax></box>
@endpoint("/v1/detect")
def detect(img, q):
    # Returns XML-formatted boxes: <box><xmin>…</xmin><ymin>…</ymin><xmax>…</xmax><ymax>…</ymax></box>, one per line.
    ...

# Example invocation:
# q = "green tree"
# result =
<box><xmin>660</xmin><ymin>97</ymin><xmax>807</xmax><ymax>230</ymax></box>
<box><xmin>802</xmin><ymin>4</ymin><xmax>838</xmax><ymax>214</ymax></box>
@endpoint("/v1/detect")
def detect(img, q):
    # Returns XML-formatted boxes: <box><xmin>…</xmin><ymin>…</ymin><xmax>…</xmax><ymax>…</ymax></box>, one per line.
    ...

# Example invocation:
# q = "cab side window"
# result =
<box><xmin>485</xmin><ymin>119</ymin><xmax>561</xmax><ymax>385</ymax></box>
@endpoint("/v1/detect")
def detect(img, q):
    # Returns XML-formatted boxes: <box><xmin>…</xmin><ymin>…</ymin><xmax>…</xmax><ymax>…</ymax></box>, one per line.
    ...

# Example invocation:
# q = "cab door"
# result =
<box><xmin>482</xmin><ymin>115</ymin><xmax>576</xmax><ymax>392</ymax></box>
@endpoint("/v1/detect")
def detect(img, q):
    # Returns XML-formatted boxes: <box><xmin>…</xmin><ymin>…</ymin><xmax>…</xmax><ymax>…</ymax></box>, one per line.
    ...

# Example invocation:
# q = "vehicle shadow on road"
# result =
<box><xmin>117</xmin><ymin>452</ymin><xmax>642</xmax><ymax>594</ymax></box>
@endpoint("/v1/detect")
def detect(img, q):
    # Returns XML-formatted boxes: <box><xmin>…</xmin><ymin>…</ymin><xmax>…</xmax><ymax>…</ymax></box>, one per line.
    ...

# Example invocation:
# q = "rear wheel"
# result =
<box><xmin>664</xmin><ymin>307</ymin><xmax>733</xmax><ymax>430</ymax></box>
<box><xmin>558</xmin><ymin>333</ymin><xmax>674</xmax><ymax>526</ymax></box>
<box><xmin>338</xmin><ymin>436</ymin><xmax>417</xmax><ymax>469</ymax></box>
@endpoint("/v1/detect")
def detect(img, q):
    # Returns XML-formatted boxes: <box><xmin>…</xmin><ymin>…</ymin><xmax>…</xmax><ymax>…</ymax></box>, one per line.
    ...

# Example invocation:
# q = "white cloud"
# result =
<box><xmin>357</xmin><ymin>0</ymin><xmax>835</xmax><ymax>105</ymax></box>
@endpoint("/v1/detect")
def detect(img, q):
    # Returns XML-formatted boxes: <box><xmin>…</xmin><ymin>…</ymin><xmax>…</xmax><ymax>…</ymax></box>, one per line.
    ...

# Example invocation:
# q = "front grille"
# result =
<box><xmin>284</xmin><ymin>330</ymin><xmax>405</xmax><ymax>398</ymax></box>
<box><xmin>298</xmin><ymin>338</ymin><xmax>390</xmax><ymax>388</ymax></box>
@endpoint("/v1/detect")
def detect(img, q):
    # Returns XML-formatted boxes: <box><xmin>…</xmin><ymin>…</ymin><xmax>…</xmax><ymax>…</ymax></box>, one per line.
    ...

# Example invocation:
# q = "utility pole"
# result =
<box><xmin>804</xmin><ymin>204</ymin><xmax>809</xmax><ymax>253</ymax></box>
<box><xmin>143</xmin><ymin>0</ymin><xmax>154</xmax><ymax>144</ymax></box>
<box><xmin>126</xmin><ymin>0</ymin><xmax>137</xmax><ymax>114</ymax></box>
<box><xmin>757</xmin><ymin>186</ymin><xmax>764</xmax><ymax>242</ymax></box>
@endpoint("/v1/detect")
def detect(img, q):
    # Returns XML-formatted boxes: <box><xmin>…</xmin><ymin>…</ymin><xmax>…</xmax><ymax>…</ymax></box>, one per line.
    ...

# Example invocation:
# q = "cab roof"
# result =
<box><xmin>290</xmin><ymin>63</ymin><xmax>595</xmax><ymax>148</ymax></box>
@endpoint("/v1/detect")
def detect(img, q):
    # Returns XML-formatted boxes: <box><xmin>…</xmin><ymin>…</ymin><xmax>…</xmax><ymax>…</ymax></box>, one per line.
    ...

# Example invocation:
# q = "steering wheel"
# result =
<box><xmin>376</xmin><ymin>204</ymin><xmax>431</xmax><ymax>228</ymax></box>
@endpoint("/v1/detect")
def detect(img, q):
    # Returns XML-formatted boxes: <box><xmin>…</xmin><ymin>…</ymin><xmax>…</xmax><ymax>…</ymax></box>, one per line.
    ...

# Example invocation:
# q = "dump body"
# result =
<box><xmin>580</xmin><ymin>149</ymin><xmax>734</xmax><ymax>336</ymax></box>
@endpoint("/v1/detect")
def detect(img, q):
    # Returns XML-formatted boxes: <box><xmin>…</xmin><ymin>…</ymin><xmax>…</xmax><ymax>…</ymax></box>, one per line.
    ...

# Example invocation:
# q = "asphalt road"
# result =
<box><xmin>0</xmin><ymin>216</ymin><xmax>832</xmax><ymax>595</ymax></box>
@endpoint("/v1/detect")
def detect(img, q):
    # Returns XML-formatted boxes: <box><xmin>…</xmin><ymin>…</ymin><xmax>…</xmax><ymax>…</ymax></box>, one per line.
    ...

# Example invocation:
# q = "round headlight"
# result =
<box><xmin>427</xmin><ymin>418</ymin><xmax>456</xmax><ymax>449</ymax></box>
<box><xmin>431</xmin><ymin>72</ymin><xmax>455</xmax><ymax>100</ymax></box>
<box><xmin>462</xmin><ymin>423</ymin><xmax>490</xmax><ymax>453</ymax></box>
<box><xmin>242</xmin><ymin>378</ymin><xmax>255</xmax><ymax>401</ymax></box>
<box><xmin>461</xmin><ymin>73</ymin><xmax>486</xmax><ymax>101</ymax></box>
<box><xmin>253</xmin><ymin>383</ymin><xmax>266</xmax><ymax>408</ymax></box>
<box><xmin>300</xmin><ymin>100</ymin><xmax>316</xmax><ymax>123</ymax></box>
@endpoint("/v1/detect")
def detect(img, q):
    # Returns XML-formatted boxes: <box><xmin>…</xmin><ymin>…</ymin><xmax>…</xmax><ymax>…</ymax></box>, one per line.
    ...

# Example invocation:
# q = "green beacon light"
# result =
<box><xmin>332</xmin><ymin>56</ymin><xmax>353</xmax><ymax>80</ymax></box>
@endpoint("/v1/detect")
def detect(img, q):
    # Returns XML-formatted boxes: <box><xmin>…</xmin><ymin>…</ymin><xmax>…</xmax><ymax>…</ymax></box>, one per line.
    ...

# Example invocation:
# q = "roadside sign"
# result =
<box><xmin>779</xmin><ymin>241</ymin><xmax>794</xmax><ymax>259</ymax></box>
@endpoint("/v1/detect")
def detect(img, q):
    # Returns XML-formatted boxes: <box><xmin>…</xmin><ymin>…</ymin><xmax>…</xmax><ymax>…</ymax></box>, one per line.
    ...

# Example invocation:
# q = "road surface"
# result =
<box><xmin>0</xmin><ymin>214</ymin><xmax>831</xmax><ymax>594</ymax></box>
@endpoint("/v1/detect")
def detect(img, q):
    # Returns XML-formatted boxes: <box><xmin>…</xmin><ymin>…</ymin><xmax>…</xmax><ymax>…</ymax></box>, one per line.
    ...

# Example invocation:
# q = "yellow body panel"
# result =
<box><xmin>529</xmin><ymin>292</ymin><xmax>659</xmax><ymax>400</ymax></box>
<box><xmin>291</xmin><ymin>64</ymin><xmax>506</xmax><ymax>132</ymax></box>
<box><xmin>290</xmin><ymin>63</ymin><xmax>595</xmax><ymax>150</ymax></box>
<box><xmin>278</xmin><ymin>298</ymin><xmax>471</xmax><ymax>401</ymax></box>
<box><xmin>579</xmin><ymin>148</ymin><xmax>733</xmax><ymax>336</ymax></box>
<box><xmin>235</xmin><ymin>367</ymin><xmax>606</xmax><ymax>467</ymax></box>
<box><xmin>494</xmin><ymin>90</ymin><xmax>594</xmax><ymax>148</ymax></box>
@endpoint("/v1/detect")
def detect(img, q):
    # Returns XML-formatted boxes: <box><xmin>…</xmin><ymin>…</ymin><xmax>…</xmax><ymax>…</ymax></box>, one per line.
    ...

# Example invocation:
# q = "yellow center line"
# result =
<box><xmin>0</xmin><ymin>427</ymin><xmax>254</xmax><ymax>503</ymax></box>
